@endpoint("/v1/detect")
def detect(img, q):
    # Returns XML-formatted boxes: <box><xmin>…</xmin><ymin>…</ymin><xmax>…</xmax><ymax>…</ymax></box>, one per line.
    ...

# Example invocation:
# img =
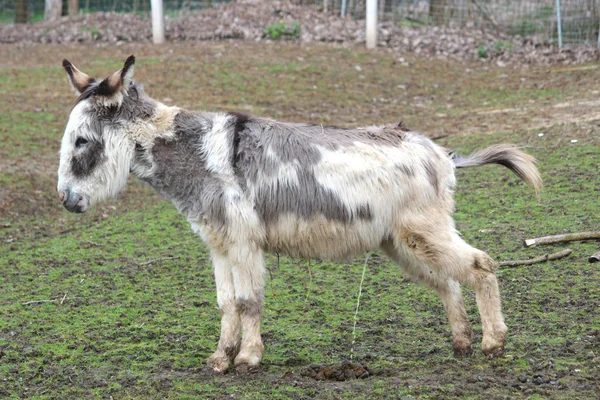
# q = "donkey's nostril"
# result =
<box><xmin>60</xmin><ymin>189</ymin><xmax>70</xmax><ymax>203</ymax></box>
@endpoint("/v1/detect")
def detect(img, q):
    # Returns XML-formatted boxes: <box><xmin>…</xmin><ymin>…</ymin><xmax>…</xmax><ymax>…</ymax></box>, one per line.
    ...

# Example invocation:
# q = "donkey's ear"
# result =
<box><xmin>95</xmin><ymin>55</ymin><xmax>136</xmax><ymax>107</ymax></box>
<box><xmin>62</xmin><ymin>59</ymin><xmax>96</xmax><ymax>95</ymax></box>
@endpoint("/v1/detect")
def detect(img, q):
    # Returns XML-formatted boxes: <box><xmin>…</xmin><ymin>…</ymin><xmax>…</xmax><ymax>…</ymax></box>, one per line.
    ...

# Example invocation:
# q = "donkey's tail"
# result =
<box><xmin>451</xmin><ymin>144</ymin><xmax>542</xmax><ymax>193</ymax></box>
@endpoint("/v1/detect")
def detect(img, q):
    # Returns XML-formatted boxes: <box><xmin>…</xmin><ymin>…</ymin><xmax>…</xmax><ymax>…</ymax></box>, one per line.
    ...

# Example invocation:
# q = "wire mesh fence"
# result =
<box><xmin>2</xmin><ymin>0</ymin><xmax>599</xmax><ymax>46</ymax></box>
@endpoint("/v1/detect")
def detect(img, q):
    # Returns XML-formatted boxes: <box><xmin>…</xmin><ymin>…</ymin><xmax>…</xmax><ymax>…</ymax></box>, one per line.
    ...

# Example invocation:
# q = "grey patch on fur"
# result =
<box><xmin>422</xmin><ymin>159</ymin><xmax>439</xmax><ymax>193</ymax></box>
<box><xmin>71</xmin><ymin>138</ymin><xmax>105</xmax><ymax>178</ymax></box>
<box><xmin>395</xmin><ymin>163</ymin><xmax>415</xmax><ymax>177</ymax></box>
<box><xmin>237</xmin><ymin>298</ymin><xmax>262</xmax><ymax>317</ymax></box>
<box><xmin>356</xmin><ymin>204</ymin><xmax>373</xmax><ymax>220</ymax></box>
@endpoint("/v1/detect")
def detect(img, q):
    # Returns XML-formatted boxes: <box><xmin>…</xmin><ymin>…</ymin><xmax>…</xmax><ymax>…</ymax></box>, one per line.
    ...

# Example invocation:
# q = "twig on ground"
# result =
<box><xmin>589</xmin><ymin>251</ymin><xmax>600</xmax><ymax>263</ymax></box>
<box><xmin>22</xmin><ymin>299</ymin><xmax>56</xmax><ymax>305</ymax></box>
<box><xmin>85</xmin><ymin>240</ymin><xmax>104</xmax><ymax>246</ymax></box>
<box><xmin>60</xmin><ymin>292</ymin><xmax>68</xmax><ymax>305</ymax></box>
<box><xmin>135</xmin><ymin>256</ymin><xmax>178</xmax><ymax>266</ymax></box>
<box><xmin>499</xmin><ymin>248</ymin><xmax>573</xmax><ymax>268</ymax></box>
<box><xmin>523</xmin><ymin>231</ymin><xmax>600</xmax><ymax>247</ymax></box>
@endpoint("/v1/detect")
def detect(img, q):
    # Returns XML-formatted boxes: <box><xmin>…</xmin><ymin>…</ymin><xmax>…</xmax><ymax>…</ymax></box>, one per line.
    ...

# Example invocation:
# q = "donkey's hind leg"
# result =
<box><xmin>382</xmin><ymin>240</ymin><xmax>473</xmax><ymax>356</ymax></box>
<box><xmin>384</xmin><ymin>219</ymin><xmax>507</xmax><ymax>357</ymax></box>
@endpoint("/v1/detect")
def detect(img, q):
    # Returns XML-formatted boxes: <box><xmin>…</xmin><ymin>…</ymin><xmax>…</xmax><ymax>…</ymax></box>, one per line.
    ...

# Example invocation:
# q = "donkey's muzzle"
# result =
<box><xmin>60</xmin><ymin>189</ymin><xmax>86</xmax><ymax>213</ymax></box>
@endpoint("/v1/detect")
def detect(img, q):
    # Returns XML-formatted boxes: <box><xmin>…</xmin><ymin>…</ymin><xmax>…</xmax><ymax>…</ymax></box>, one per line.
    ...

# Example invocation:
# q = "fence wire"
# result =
<box><xmin>2</xmin><ymin>0</ymin><xmax>599</xmax><ymax>45</ymax></box>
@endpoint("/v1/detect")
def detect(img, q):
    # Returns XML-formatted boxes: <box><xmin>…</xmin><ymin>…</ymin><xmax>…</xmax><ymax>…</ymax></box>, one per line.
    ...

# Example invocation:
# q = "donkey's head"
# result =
<box><xmin>58</xmin><ymin>55</ymin><xmax>156</xmax><ymax>213</ymax></box>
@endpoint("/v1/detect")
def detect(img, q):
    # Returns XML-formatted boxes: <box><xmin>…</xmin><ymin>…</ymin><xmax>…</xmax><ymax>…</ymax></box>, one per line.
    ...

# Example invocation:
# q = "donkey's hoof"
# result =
<box><xmin>482</xmin><ymin>345</ymin><xmax>505</xmax><ymax>359</ymax></box>
<box><xmin>234</xmin><ymin>362</ymin><xmax>261</xmax><ymax>374</ymax></box>
<box><xmin>453</xmin><ymin>345</ymin><xmax>474</xmax><ymax>358</ymax></box>
<box><xmin>482</xmin><ymin>330</ymin><xmax>506</xmax><ymax>359</ymax></box>
<box><xmin>207</xmin><ymin>352</ymin><xmax>230</xmax><ymax>373</ymax></box>
<box><xmin>234</xmin><ymin>352</ymin><xmax>262</xmax><ymax>372</ymax></box>
<box><xmin>482</xmin><ymin>337</ymin><xmax>505</xmax><ymax>359</ymax></box>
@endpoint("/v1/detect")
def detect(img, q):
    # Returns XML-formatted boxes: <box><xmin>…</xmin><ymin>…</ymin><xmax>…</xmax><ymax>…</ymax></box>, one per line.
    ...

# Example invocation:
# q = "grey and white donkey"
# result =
<box><xmin>58</xmin><ymin>56</ymin><xmax>542</xmax><ymax>372</ymax></box>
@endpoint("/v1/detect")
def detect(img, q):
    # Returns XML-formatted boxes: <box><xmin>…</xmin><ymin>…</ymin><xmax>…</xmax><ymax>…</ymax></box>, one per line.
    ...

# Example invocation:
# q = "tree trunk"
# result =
<box><xmin>429</xmin><ymin>0</ymin><xmax>446</xmax><ymax>25</ymax></box>
<box><xmin>45</xmin><ymin>0</ymin><xmax>63</xmax><ymax>21</ymax></box>
<box><xmin>15</xmin><ymin>0</ymin><xmax>28</xmax><ymax>23</ymax></box>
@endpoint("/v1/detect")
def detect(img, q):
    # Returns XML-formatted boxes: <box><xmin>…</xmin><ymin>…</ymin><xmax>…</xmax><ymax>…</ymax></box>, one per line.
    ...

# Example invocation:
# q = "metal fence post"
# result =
<box><xmin>366</xmin><ymin>0</ymin><xmax>377</xmax><ymax>49</ymax></box>
<box><xmin>151</xmin><ymin>0</ymin><xmax>166</xmax><ymax>44</ymax></box>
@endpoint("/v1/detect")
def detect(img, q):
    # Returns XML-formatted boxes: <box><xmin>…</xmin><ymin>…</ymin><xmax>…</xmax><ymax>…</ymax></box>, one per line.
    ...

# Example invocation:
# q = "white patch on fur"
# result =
<box><xmin>202</xmin><ymin>114</ymin><xmax>234</xmax><ymax>175</ymax></box>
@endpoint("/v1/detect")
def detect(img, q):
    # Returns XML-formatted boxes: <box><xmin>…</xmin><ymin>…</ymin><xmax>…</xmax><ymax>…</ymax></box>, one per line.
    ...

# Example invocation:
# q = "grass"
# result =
<box><xmin>0</xmin><ymin>42</ymin><xmax>599</xmax><ymax>399</ymax></box>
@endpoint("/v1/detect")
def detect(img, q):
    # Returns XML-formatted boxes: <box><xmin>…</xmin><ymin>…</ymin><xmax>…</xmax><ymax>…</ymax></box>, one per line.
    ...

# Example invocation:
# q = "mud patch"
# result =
<box><xmin>301</xmin><ymin>360</ymin><xmax>380</xmax><ymax>381</ymax></box>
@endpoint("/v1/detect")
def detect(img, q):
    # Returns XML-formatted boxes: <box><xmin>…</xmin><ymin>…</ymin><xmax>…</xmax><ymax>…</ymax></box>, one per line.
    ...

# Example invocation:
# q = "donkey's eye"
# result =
<box><xmin>75</xmin><ymin>137</ymin><xmax>89</xmax><ymax>148</ymax></box>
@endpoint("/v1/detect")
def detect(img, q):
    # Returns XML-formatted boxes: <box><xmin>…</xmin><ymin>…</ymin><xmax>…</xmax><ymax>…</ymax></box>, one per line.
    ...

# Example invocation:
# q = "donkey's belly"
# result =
<box><xmin>264</xmin><ymin>213</ymin><xmax>387</xmax><ymax>260</ymax></box>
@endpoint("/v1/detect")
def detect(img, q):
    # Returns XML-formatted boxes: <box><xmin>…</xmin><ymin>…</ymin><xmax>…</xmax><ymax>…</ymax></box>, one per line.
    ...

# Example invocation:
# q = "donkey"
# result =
<box><xmin>57</xmin><ymin>56</ymin><xmax>542</xmax><ymax>373</ymax></box>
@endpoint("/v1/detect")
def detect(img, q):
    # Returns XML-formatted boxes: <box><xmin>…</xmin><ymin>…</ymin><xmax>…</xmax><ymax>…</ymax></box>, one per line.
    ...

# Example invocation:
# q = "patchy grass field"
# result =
<box><xmin>0</xmin><ymin>42</ymin><xmax>599</xmax><ymax>399</ymax></box>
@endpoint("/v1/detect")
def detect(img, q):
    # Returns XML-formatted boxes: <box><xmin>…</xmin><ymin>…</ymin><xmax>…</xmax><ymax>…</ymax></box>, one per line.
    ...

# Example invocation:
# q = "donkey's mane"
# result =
<box><xmin>73</xmin><ymin>82</ymin><xmax>144</xmax><ymax>110</ymax></box>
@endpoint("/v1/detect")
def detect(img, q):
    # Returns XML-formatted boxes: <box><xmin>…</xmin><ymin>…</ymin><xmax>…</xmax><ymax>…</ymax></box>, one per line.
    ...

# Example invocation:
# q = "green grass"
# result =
<box><xmin>0</xmin><ymin>43</ymin><xmax>599</xmax><ymax>398</ymax></box>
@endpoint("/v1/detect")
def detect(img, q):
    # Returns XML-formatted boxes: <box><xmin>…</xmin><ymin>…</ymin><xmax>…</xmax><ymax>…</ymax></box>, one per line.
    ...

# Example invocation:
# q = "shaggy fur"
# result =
<box><xmin>57</xmin><ymin>56</ymin><xmax>542</xmax><ymax>372</ymax></box>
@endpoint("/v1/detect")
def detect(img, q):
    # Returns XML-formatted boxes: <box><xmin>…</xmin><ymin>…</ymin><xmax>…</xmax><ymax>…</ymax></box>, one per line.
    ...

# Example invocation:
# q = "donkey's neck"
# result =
<box><xmin>130</xmin><ymin>107</ymin><xmax>214</xmax><ymax>217</ymax></box>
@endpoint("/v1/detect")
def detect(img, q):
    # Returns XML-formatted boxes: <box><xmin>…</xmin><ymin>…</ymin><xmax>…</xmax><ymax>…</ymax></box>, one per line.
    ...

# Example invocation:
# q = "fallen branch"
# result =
<box><xmin>589</xmin><ymin>251</ymin><xmax>600</xmax><ymax>263</ymax></box>
<box><xmin>135</xmin><ymin>256</ymin><xmax>178</xmax><ymax>266</ymax></box>
<box><xmin>523</xmin><ymin>231</ymin><xmax>600</xmax><ymax>248</ymax></box>
<box><xmin>499</xmin><ymin>248</ymin><xmax>573</xmax><ymax>268</ymax></box>
<box><xmin>22</xmin><ymin>299</ymin><xmax>56</xmax><ymax>305</ymax></box>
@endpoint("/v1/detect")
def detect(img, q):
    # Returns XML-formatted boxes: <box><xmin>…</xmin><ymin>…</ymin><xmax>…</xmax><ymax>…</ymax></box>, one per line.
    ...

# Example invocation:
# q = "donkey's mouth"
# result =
<box><xmin>60</xmin><ymin>189</ymin><xmax>88</xmax><ymax>213</ymax></box>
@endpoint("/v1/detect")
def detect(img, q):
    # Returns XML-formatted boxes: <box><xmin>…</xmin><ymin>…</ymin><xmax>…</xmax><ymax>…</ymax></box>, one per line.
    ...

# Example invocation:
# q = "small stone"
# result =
<box><xmin>532</xmin><ymin>377</ymin><xmax>544</xmax><ymax>385</ymax></box>
<box><xmin>309</xmin><ymin>363</ymin><xmax>322</xmax><ymax>370</ymax></box>
<box><xmin>518</xmin><ymin>374</ymin><xmax>527</xmax><ymax>383</ymax></box>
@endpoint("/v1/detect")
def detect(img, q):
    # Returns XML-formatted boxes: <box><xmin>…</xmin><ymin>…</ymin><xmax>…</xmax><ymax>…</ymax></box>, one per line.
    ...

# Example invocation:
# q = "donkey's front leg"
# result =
<box><xmin>207</xmin><ymin>251</ymin><xmax>241</xmax><ymax>373</ymax></box>
<box><xmin>231</xmin><ymin>244</ymin><xmax>266</xmax><ymax>370</ymax></box>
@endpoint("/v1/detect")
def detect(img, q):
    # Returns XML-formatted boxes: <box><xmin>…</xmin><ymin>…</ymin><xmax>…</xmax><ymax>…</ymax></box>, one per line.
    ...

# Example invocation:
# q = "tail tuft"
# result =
<box><xmin>452</xmin><ymin>144</ymin><xmax>542</xmax><ymax>194</ymax></box>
